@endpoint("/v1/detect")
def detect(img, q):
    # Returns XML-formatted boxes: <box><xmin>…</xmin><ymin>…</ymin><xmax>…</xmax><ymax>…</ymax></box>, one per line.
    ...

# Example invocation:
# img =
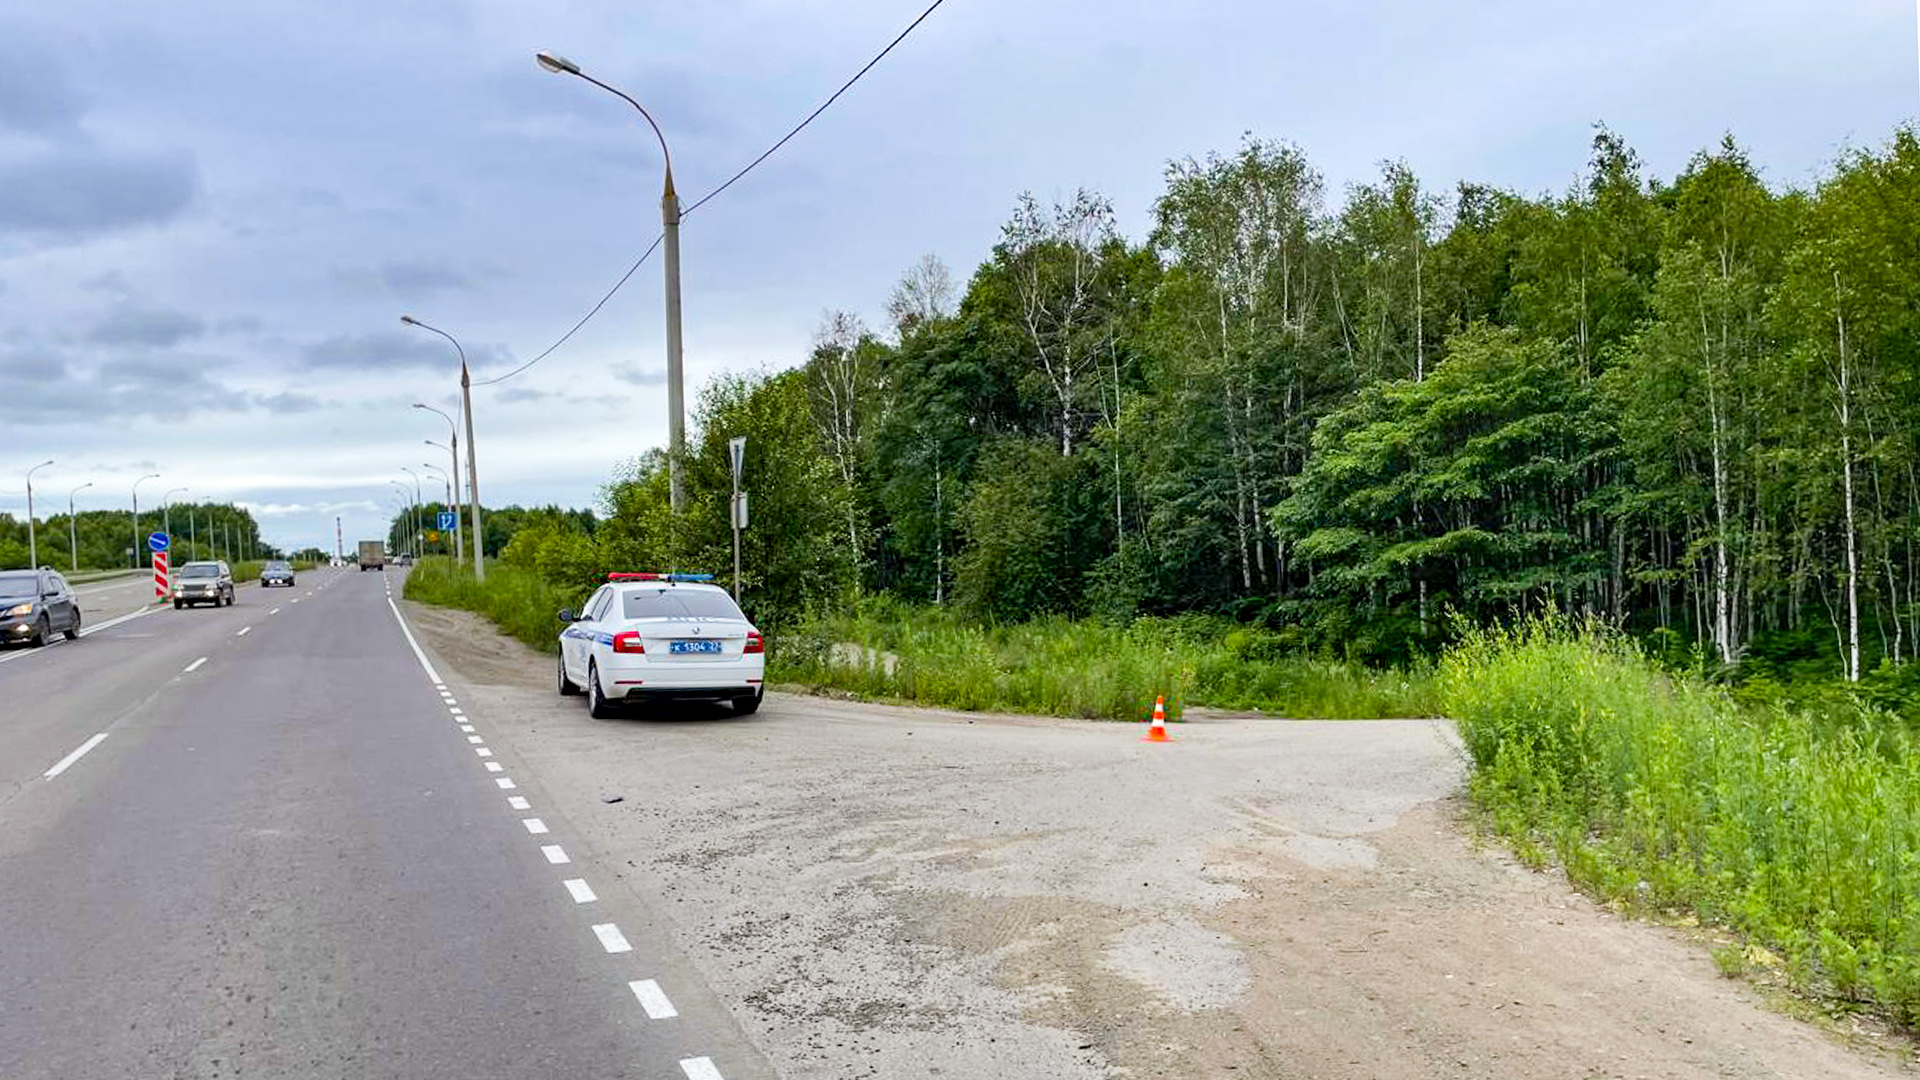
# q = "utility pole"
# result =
<box><xmin>24</xmin><ymin>460</ymin><xmax>53</xmax><ymax>569</ymax></box>
<box><xmin>67</xmin><ymin>481</ymin><xmax>92</xmax><ymax>573</ymax></box>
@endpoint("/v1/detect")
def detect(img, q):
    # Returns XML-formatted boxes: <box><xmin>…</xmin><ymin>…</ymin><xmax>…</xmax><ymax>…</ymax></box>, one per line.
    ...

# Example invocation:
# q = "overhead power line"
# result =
<box><xmin>480</xmin><ymin>0</ymin><xmax>951</xmax><ymax>387</ymax></box>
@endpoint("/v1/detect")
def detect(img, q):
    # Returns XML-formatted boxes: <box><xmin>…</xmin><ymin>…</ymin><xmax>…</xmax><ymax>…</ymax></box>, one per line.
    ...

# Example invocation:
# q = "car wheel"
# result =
<box><xmin>734</xmin><ymin>688</ymin><xmax>764</xmax><ymax>715</ymax></box>
<box><xmin>586</xmin><ymin>661</ymin><xmax>620</xmax><ymax>719</ymax></box>
<box><xmin>558</xmin><ymin>652</ymin><xmax>582</xmax><ymax>696</ymax></box>
<box><xmin>30</xmin><ymin>617</ymin><xmax>49</xmax><ymax>648</ymax></box>
<box><xmin>173</xmin><ymin>600</ymin><xmax>183</xmax><ymax>610</ymax></box>
<box><xmin>64</xmin><ymin>612</ymin><xmax>81</xmax><ymax>641</ymax></box>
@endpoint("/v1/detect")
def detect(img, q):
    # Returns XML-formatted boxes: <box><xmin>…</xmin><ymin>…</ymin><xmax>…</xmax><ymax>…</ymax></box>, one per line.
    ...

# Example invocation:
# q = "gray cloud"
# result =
<box><xmin>87</xmin><ymin>308</ymin><xmax>206</xmax><ymax>347</ymax></box>
<box><xmin>495</xmin><ymin>386</ymin><xmax>551</xmax><ymax>403</ymax></box>
<box><xmin>0</xmin><ymin>348</ymin><xmax>247</xmax><ymax>423</ymax></box>
<box><xmin>254</xmin><ymin>391</ymin><xmax>322</xmax><ymax>414</ymax></box>
<box><xmin>334</xmin><ymin>259</ymin><xmax>473</xmax><ymax>299</ymax></box>
<box><xmin>613</xmin><ymin>364</ymin><xmax>669</xmax><ymax>386</ymax></box>
<box><xmin>299</xmin><ymin>330</ymin><xmax>456</xmax><ymax>371</ymax></box>
<box><xmin>0</xmin><ymin>22</ymin><xmax>87</xmax><ymax>135</ymax></box>
<box><xmin>0</xmin><ymin>148</ymin><xmax>198</xmax><ymax>239</ymax></box>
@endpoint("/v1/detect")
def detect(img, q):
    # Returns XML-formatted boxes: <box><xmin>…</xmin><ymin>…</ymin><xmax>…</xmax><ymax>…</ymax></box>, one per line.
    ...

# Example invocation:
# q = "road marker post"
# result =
<box><xmin>149</xmin><ymin>531</ymin><xmax>170</xmax><ymax>602</ymax></box>
<box><xmin>1143</xmin><ymin>695</ymin><xmax>1172</xmax><ymax>743</ymax></box>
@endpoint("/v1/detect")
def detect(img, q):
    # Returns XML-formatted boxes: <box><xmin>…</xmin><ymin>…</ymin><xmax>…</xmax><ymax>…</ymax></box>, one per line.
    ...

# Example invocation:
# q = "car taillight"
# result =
<box><xmin>613</xmin><ymin>632</ymin><xmax>645</xmax><ymax>654</ymax></box>
<box><xmin>744</xmin><ymin>631</ymin><xmax>764</xmax><ymax>654</ymax></box>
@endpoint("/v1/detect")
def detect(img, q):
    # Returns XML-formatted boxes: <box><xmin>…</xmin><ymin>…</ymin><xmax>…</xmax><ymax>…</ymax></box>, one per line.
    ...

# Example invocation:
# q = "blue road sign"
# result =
<box><xmin>437</xmin><ymin>511</ymin><xmax>457</xmax><ymax>530</ymax></box>
<box><xmin>147</xmin><ymin>531</ymin><xmax>170</xmax><ymax>553</ymax></box>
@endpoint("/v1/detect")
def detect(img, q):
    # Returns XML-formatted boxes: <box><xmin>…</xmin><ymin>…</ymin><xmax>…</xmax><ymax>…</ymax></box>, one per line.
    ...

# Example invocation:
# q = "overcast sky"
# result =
<box><xmin>0</xmin><ymin>0</ymin><xmax>1912</xmax><ymax>554</ymax></box>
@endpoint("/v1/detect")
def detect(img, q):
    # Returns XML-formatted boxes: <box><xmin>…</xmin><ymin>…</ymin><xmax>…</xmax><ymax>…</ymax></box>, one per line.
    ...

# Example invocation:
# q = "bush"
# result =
<box><xmin>766</xmin><ymin>600</ymin><xmax>1438</xmax><ymax>720</ymax></box>
<box><xmin>1440</xmin><ymin>614</ymin><xmax>1920</xmax><ymax>1023</ymax></box>
<box><xmin>402</xmin><ymin>556</ymin><xmax>585</xmax><ymax>653</ymax></box>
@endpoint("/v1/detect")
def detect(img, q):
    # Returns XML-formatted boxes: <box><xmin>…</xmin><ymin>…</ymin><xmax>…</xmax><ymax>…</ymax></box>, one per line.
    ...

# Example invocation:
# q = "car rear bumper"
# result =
<box><xmin>600</xmin><ymin>657</ymin><xmax>764</xmax><ymax>700</ymax></box>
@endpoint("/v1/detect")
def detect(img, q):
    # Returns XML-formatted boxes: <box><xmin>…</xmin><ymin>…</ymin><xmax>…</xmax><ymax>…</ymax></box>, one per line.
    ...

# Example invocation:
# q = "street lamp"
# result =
<box><xmin>421</xmin><ymin>462</ymin><xmax>451</xmax><ymax>553</ymax></box>
<box><xmin>536</xmin><ymin>51</ymin><xmax>686</xmax><ymax>514</ymax></box>
<box><xmin>402</xmin><ymin>322</ymin><xmax>483</xmax><ymax>580</ymax></box>
<box><xmin>162</xmin><ymin>487</ymin><xmax>188</xmax><ymax>549</ymax></box>
<box><xmin>67</xmin><ymin>481</ymin><xmax>92</xmax><ymax>572</ymax></box>
<box><xmin>131</xmin><ymin>473</ymin><xmax>160</xmax><ymax>570</ymax></box>
<box><xmin>400</xmin><ymin>468</ymin><xmax>425</xmax><ymax>554</ymax></box>
<box><xmin>415</xmin><ymin>405</ymin><xmax>463</xmax><ymax>564</ymax></box>
<box><xmin>24</xmin><ymin>459</ymin><xmax>53</xmax><ymax>569</ymax></box>
<box><xmin>388</xmin><ymin>483</ymin><xmax>413</xmax><ymax>556</ymax></box>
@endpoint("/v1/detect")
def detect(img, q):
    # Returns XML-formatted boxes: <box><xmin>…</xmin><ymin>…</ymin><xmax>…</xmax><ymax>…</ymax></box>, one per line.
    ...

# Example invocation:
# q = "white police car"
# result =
<box><xmin>557</xmin><ymin>573</ymin><xmax>765</xmax><ymax>718</ymax></box>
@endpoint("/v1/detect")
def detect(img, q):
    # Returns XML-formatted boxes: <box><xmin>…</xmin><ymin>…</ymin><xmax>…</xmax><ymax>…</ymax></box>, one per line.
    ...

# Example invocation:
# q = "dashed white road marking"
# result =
<box><xmin>467</xmin><ymin>735</ymin><xmax>485</xmax><ymax>745</ymax></box>
<box><xmin>475</xmin><ymin>747</ymin><xmax>493</xmax><ymax>758</ymax></box>
<box><xmin>43</xmin><ymin>733</ymin><xmax>109</xmax><ymax>779</ymax></box>
<box><xmin>564</xmin><ymin>878</ymin><xmax>597</xmax><ymax>904</ymax></box>
<box><xmin>484</xmin><ymin>761</ymin><xmax>504</xmax><ymax>773</ymax></box>
<box><xmin>449</xmin><ymin>708</ymin><xmax>464</xmax><ymax>717</ymax></box>
<box><xmin>495</xmin><ymin>777</ymin><xmax>517</xmax><ymax>790</ymax></box>
<box><xmin>630</xmin><ymin>979</ymin><xmax>678</xmax><ymax>1019</ymax></box>
<box><xmin>269</xmin><ymin>607</ymin><xmax>281</xmax><ymax>615</ymax></box>
<box><xmin>522</xmin><ymin>818</ymin><xmax>549</xmax><ymax>834</ymax></box>
<box><xmin>507</xmin><ymin>796</ymin><xmax>530</xmax><ymax>810</ymax></box>
<box><xmin>541</xmin><ymin>844</ymin><xmax>570</xmax><ymax>864</ymax></box>
<box><xmin>235</xmin><ymin>626</ymin><xmax>251</xmax><ymax>637</ymax></box>
<box><xmin>591</xmin><ymin>923</ymin><xmax>631</xmax><ymax>953</ymax></box>
<box><xmin>680</xmin><ymin>1058</ymin><xmax>726</xmax><ymax>1080</ymax></box>
<box><xmin>182</xmin><ymin>657</ymin><xmax>208</xmax><ymax>673</ymax></box>
<box><xmin>290</xmin><ymin>598</ymin><xmax>300</xmax><ymax>604</ymax></box>
<box><xmin>459</xmin><ymin>724</ymin><xmax>475</xmax><ymax>733</ymax></box>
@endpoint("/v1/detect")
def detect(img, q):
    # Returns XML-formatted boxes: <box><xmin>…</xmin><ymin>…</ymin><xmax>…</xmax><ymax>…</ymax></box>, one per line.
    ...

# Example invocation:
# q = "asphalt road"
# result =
<box><xmin>0</xmin><ymin>566</ymin><xmax>769</xmax><ymax>1080</ymax></box>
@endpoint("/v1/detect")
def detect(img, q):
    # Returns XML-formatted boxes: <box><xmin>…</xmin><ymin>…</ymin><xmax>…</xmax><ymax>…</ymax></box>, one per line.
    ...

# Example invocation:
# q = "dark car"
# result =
<box><xmin>0</xmin><ymin>568</ymin><xmax>81</xmax><ymax>647</ymax></box>
<box><xmin>261</xmin><ymin>560</ymin><xmax>296</xmax><ymax>587</ymax></box>
<box><xmin>172</xmin><ymin>560</ymin><xmax>235</xmax><ymax>608</ymax></box>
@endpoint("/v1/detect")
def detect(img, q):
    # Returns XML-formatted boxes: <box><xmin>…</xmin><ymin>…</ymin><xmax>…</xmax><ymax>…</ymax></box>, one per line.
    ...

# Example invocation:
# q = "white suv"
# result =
<box><xmin>557</xmin><ymin>574</ymin><xmax>765</xmax><ymax>718</ymax></box>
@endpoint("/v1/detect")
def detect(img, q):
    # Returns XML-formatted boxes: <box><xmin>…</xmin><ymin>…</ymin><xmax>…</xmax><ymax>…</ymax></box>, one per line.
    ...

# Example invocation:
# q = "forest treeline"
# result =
<box><xmin>489</xmin><ymin>124</ymin><xmax>1920</xmax><ymax>685</ymax></box>
<box><xmin>0</xmin><ymin>502</ymin><xmax>270</xmax><ymax>570</ymax></box>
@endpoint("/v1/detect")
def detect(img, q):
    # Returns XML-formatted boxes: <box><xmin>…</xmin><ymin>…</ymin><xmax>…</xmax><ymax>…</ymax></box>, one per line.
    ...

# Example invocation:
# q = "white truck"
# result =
<box><xmin>358</xmin><ymin>540</ymin><xmax>387</xmax><ymax>571</ymax></box>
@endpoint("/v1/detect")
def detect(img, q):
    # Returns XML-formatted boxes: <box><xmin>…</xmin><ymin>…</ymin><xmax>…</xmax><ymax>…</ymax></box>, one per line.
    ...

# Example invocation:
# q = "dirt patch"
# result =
<box><xmin>404</xmin><ymin>599</ymin><xmax>1919</xmax><ymax>1079</ymax></box>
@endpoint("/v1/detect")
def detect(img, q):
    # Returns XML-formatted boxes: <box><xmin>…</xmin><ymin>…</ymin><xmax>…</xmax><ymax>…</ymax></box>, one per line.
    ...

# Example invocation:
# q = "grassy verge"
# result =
<box><xmin>1439</xmin><ymin>615</ymin><xmax>1920</xmax><ymax>1024</ymax></box>
<box><xmin>767</xmin><ymin>601</ymin><xmax>1438</xmax><ymax>720</ymax></box>
<box><xmin>401</xmin><ymin>556</ymin><xmax>575</xmax><ymax>653</ymax></box>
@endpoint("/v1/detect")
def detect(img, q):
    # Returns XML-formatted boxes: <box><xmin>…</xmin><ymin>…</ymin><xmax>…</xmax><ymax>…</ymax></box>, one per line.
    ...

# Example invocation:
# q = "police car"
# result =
<box><xmin>557</xmin><ymin>573</ymin><xmax>765</xmax><ymax>718</ymax></box>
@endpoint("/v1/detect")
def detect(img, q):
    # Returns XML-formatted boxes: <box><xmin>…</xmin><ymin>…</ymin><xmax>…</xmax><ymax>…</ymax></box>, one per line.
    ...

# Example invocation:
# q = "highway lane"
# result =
<box><xmin>0</xmin><ymin>566</ymin><xmax>768</xmax><ymax>1079</ymax></box>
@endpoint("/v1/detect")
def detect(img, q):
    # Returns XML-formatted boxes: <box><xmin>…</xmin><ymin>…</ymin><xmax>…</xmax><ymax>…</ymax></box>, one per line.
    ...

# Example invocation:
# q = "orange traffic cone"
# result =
<box><xmin>1143</xmin><ymin>696</ymin><xmax>1172</xmax><ymax>742</ymax></box>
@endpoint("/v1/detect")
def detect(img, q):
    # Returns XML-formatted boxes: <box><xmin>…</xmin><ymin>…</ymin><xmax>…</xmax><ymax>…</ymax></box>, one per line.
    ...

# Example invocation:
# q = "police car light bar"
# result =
<box><xmin>607</xmin><ymin>572</ymin><xmax>717</xmax><ymax>582</ymax></box>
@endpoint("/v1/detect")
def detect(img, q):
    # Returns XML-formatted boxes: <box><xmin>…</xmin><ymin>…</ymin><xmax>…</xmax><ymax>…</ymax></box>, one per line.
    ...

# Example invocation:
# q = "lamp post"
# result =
<box><xmin>67</xmin><ymin>481</ymin><xmax>92</xmax><ymax>572</ymax></box>
<box><xmin>400</xmin><ymin>468</ymin><xmax>425</xmax><ymax>554</ymax></box>
<box><xmin>161</xmin><ymin>487</ymin><xmax>188</xmax><ymax>549</ymax></box>
<box><xmin>401</xmin><ymin>322</ymin><xmax>483</xmax><ymax>579</ymax></box>
<box><xmin>416</xmin><ymin>404</ymin><xmax>463</xmax><ymax>563</ymax></box>
<box><xmin>24</xmin><ymin>459</ymin><xmax>53</xmax><ymax>569</ymax></box>
<box><xmin>389</xmin><ymin>482</ymin><xmax>415</xmax><ymax>556</ymax></box>
<box><xmin>536</xmin><ymin>50</ymin><xmax>685</xmax><ymax>514</ymax></box>
<box><xmin>131</xmin><ymin>473</ymin><xmax>160</xmax><ymax>569</ymax></box>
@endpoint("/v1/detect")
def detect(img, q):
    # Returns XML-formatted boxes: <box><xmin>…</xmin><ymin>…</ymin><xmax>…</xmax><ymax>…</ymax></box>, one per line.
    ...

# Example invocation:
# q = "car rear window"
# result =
<box><xmin>621</xmin><ymin>589</ymin><xmax>745</xmax><ymax>621</ymax></box>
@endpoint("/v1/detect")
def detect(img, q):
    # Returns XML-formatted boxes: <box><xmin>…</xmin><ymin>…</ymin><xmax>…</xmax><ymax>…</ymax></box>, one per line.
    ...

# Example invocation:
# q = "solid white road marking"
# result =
<box><xmin>630</xmin><ymin>979</ymin><xmax>679</xmax><ymax>1019</ymax></box>
<box><xmin>183</xmin><ymin>657</ymin><xmax>208</xmax><ymax>673</ymax></box>
<box><xmin>507</xmin><ymin>796</ymin><xmax>530</xmax><ymax>810</ymax></box>
<box><xmin>495</xmin><ymin>777</ymin><xmax>516</xmax><ymax>790</ymax></box>
<box><xmin>680</xmin><ymin>1058</ymin><xmax>726</xmax><ymax>1080</ymax></box>
<box><xmin>0</xmin><ymin>605</ymin><xmax>161</xmax><ymax>665</ymax></box>
<box><xmin>591</xmin><ymin>923</ymin><xmax>631</xmax><ymax>953</ymax></box>
<box><xmin>385</xmin><ymin>596</ymin><xmax>444</xmax><ymax>684</ymax></box>
<box><xmin>522</xmin><ymin>818</ymin><xmax>548</xmax><ymax>834</ymax></box>
<box><xmin>564</xmin><ymin>878</ymin><xmax>597</xmax><ymax>904</ymax></box>
<box><xmin>541</xmin><ymin>845</ymin><xmax>570</xmax><ymax>864</ymax></box>
<box><xmin>235</xmin><ymin>626</ymin><xmax>251</xmax><ymax>637</ymax></box>
<box><xmin>467</xmin><ymin>735</ymin><xmax>484</xmax><ymax>744</ymax></box>
<box><xmin>484</xmin><ymin>761</ymin><xmax>504</xmax><ymax>773</ymax></box>
<box><xmin>475</xmin><ymin>747</ymin><xmax>493</xmax><ymax>757</ymax></box>
<box><xmin>43</xmin><ymin>733</ymin><xmax>109</xmax><ymax>779</ymax></box>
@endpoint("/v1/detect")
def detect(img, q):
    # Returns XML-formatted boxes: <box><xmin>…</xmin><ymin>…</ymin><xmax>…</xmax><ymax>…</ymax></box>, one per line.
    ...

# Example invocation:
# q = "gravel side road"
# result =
<box><xmin>404</xmin><ymin>600</ymin><xmax>1918</xmax><ymax>1080</ymax></box>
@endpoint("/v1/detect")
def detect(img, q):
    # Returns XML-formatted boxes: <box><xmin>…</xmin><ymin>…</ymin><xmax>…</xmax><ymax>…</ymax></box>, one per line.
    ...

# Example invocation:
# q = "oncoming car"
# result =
<box><xmin>557</xmin><ymin>573</ymin><xmax>764</xmax><ymax>718</ymax></box>
<box><xmin>172</xmin><ymin>560</ymin><xmax>235</xmax><ymax>608</ymax></box>
<box><xmin>261</xmin><ymin>560</ymin><xmax>295</xmax><ymax>587</ymax></box>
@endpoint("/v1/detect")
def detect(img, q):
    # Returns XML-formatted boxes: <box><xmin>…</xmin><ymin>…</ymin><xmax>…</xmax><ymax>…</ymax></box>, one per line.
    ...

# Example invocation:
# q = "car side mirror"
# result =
<box><xmin>557</xmin><ymin>608</ymin><xmax>577</xmax><ymax>623</ymax></box>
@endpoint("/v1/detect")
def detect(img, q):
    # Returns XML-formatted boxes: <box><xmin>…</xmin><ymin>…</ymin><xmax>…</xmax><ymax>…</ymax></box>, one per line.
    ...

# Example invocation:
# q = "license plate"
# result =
<box><xmin>669</xmin><ymin>640</ymin><xmax>722</xmax><ymax>654</ymax></box>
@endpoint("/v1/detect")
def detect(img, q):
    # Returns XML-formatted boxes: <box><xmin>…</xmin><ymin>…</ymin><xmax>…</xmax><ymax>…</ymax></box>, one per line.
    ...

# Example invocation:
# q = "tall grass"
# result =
<box><xmin>401</xmin><ymin>557</ymin><xmax>579</xmax><ymax>653</ymax></box>
<box><xmin>1440</xmin><ymin>615</ymin><xmax>1920</xmax><ymax>1022</ymax></box>
<box><xmin>768</xmin><ymin>600</ymin><xmax>1438</xmax><ymax>720</ymax></box>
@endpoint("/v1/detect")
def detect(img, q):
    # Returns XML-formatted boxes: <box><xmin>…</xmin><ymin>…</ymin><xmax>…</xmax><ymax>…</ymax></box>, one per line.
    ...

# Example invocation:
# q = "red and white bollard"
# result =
<box><xmin>153</xmin><ymin>551</ymin><xmax>169</xmax><ymax>602</ymax></box>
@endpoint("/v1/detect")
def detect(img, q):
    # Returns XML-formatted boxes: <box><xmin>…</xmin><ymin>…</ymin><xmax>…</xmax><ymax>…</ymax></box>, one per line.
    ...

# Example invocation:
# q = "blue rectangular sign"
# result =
<box><xmin>437</xmin><ymin>511</ymin><xmax>456</xmax><ymax>530</ymax></box>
